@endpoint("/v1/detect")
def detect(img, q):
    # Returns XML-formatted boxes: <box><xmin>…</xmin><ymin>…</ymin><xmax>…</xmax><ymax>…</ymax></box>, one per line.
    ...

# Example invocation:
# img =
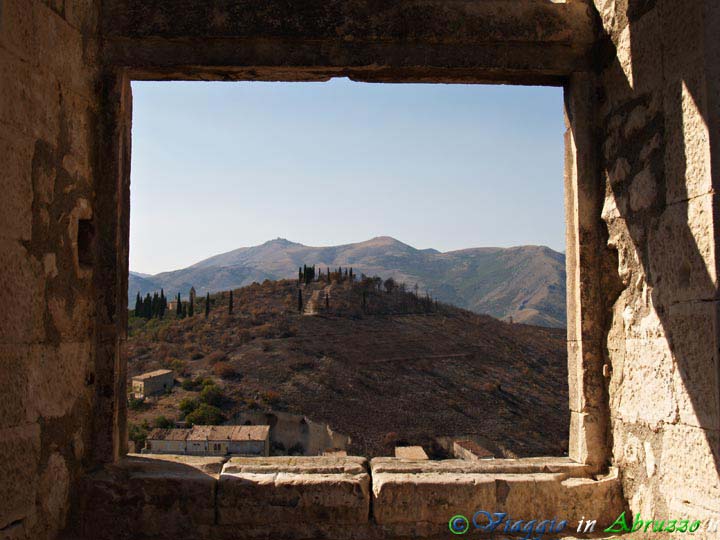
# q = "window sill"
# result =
<box><xmin>75</xmin><ymin>455</ymin><xmax>623</xmax><ymax>539</ymax></box>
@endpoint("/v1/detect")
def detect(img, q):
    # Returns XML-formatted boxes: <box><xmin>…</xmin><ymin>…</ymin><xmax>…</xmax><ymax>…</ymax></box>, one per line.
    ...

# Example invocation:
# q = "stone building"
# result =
<box><xmin>1</xmin><ymin>1</ymin><xmax>719</xmax><ymax>539</ymax></box>
<box><xmin>144</xmin><ymin>428</ymin><xmax>189</xmax><ymax>455</ymax></box>
<box><xmin>130</xmin><ymin>369</ymin><xmax>174</xmax><ymax>398</ymax></box>
<box><xmin>145</xmin><ymin>426</ymin><xmax>270</xmax><ymax>457</ymax></box>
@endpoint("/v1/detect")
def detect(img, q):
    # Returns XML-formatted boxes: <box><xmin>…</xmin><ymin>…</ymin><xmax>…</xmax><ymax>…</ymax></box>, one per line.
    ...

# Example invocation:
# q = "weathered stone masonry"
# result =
<box><xmin>0</xmin><ymin>1</ymin><xmax>718</xmax><ymax>539</ymax></box>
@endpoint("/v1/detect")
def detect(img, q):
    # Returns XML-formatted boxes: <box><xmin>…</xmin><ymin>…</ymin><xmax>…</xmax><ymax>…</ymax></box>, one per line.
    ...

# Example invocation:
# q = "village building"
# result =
<box><xmin>144</xmin><ymin>428</ymin><xmax>190</xmax><ymax>454</ymax></box>
<box><xmin>144</xmin><ymin>425</ymin><xmax>270</xmax><ymax>457</ymax></box>
<box><xmin>131</xmin><ymin>369</ymin><xmax>175</xmax><ymax>398</ymax></box>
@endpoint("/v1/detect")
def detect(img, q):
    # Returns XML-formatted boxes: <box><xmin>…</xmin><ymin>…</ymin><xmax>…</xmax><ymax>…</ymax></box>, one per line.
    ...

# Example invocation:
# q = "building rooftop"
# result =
<box><xmin>131</xmin><ymin>369</ymin><xmax>173</xmax><ymax>381</ymax></box>
<box><xmin>147</xmin><ymin>425</ymin><xmax>270</xmax><ymax>442</ymax></box>
<box><xmin>146</xmin><ymin>428</ymin><xmax>191</xmax><ymax>441</ymax></box>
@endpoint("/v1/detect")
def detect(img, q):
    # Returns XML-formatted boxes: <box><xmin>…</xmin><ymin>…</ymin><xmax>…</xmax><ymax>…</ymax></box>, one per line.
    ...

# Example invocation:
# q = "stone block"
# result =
<box><xmin>610</xmin><ymin>337</ymin><xmax>677</xmax><ymax>427</ymax></box>
<box><xmin>79</xmin><ymin>455</ymin><xmax>220</xmax><ymax>540</ymax></box>
<box><xmin>32</xmin><ymin>2</ymin><xmax>96</xmax><ymax>99</ymax></box>
<box><xmin>618</xmin><ymin>5</ymin><xmax>663</xmax><ymax>96</ymax></box>
<box><xmin>668</xmin><ymin>300</ymin><xmax>720</xmax><ymax>430</ymax></box>
<box><xmin>568</xmin><ymin>409</ymin><xmax>607</xmax><ymax>467</ymax></box>
<box><xmin>658</xmin><ymin>424</ymin><xmax>720</xmax><ymax>519</ymax></box>
<box><xmin>648</xmin><ymin>194</ymin><xmax>718</xmax><ymax>305</ymax></box>
<box><xmin>660</xmin><ymin>0</ymin><xmax>706</xmax><ymax>81</ymax></box>
<box><xmin>0</xmin><ymin>423</ymin><xmax>40</xmax><ymax>531</ymax></box>
<box><xmin>0</xmin><ymin>239</ymin><xmax>45</xmax><ymax>344</ymax></box>
<box><xmin>394</xmin><ymin>446</ymin><xmax>428</xmax><ymax>460</ymax></box>
<box><xmin>663</xmin><ymin>77</ymin><xmax>712</xmax><ymax>205</ymax></box>
<box><xmin>0</xmin><ymin>131</ymin><xmax>33</xmax><ymax>242</ymax></box>
<box><xmin>217</xmin><ymin>457</ymin><xmax>370</xmax><ymax>527</ymax></box>
<box><xmin>64</xmin><ymin>0</ymin><xmax>100</xmax><ymax>33</ymax></box>
<box><xmin>370</xmin><ymin>457</ymin><xmax>592</xmax><ymax>477</ymax></box>
<box><xmin>567</xmin><ymin>340</ymin><xmax>606</xmax><ymax>414</ymax></box>
<box><xmin>371</xmin><ymin>460</ymin><xmax>623</xmax><ymax>536</ymax></box>
<box><xmin>27</xmin><ymin>342</ymin><xmax>92</xmax><ymax>420</ymax></box>
<box><xmin>0</xmin><ymin>345</ymin><xmax>31</xmax><ymax>429</ymax></box>
<box><xmin>0</xmin><ymin>51</ymin><xmax>60</xmax><ymax>141</ymax></box>
<box><xmin>0</xmin><ymin>0</ymin><xmax>37</xmax><ymax>63</ymax></box>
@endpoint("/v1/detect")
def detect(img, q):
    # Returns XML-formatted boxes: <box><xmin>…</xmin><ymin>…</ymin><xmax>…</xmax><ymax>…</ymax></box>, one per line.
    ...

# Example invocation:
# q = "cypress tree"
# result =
<box><xmin>298</xmin><ymin>289</ymin><xmax>303</xmax><ymax>313</ymax></box>
<box><xmin>327</xmin><ymin>267</ymin><xmax>331</xmax><ymax>282</ymax></box>
<box><xmin>228</xmin><ymin>290</ymin><xmax>234</xmax><ymax>315</ymax></box>
<box><xmin>298</xmin><ymin>267</ymin><xmax>303</xmax><ymax>284</ymax></box>
<box><xmin>176</xmin><ymin>293</ymin><xmax>182</xmax><ymax>319</ymax></box>
<box><xmin>188</xmin><ymin>293</ymin><xmax>194</xmax><ymax>317</ymax></box>
<box><xmin>159</xmin><ymin>289</ymin><xmax>166</xmax><ymax>318</ymax></box>
<box><xmin>205</xmin><ymin>292</ymin><xmax>210</xmax><ymax>318</ymax></box>
<box><xmin>134</xmin><ymin>293</ymin><xmax>141</xmax><ymax>316</ymax></box>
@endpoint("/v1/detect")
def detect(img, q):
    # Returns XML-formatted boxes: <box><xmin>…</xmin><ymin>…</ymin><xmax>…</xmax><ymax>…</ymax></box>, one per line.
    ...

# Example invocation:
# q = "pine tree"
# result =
<box><xmin>298</xmin><ymin>289</ymin><xmax>303</xmax><ymax>313</ymax></box>
<box><xmin>205</xmin><ymin>292</ymin><xmax>210</xmax><ymax>318</ymax></box>
<box><xmin>228</xmin><ymin>290</ymin><xmax>234</xmax><ymax>315</ymax></box>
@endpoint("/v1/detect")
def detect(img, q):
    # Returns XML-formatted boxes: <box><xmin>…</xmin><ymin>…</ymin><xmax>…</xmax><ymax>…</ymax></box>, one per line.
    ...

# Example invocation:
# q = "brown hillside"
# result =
<box><xmin>127</xmin><ymin>278</ymin><xmax>568</xmax><ymax>457</ymax></box>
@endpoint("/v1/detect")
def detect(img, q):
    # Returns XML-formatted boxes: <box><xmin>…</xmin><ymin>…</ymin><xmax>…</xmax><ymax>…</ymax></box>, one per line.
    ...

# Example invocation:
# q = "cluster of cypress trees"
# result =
<box><xmin>298</xmin><ymin>265</ymin><xmax>355</xmax><ymax>284</ymax></box>
<box><xmin>327</xmin><ymin>266</ymin><xmax>353</xmax><ymax>282</ymax></box>
<box><xmin>298</xmin><ymin>264</ymin><xmax>316</xmax><ymax>285</ymax></box>
<box><xmin>133</xmin><ymin>290</ymin><xmax>168</xmax><ymax>319</ymax></box>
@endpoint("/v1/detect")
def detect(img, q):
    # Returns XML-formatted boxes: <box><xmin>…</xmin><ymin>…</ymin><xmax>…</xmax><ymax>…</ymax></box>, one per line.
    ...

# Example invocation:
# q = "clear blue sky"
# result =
<box><xmin>130</xmin><ymin>79</ymin><xmax>564</xmax><ymax>274</ymax></box>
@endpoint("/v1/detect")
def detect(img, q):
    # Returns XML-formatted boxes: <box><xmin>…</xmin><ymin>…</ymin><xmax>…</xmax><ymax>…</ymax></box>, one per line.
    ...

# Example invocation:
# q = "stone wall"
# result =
<box><xmin>2</xmin><ymin>1</ymin><xmax>720</xmax><ymax>538</ymax></box>
<box><xmin>594</xmin><ymin>0</ymin><xmax>720</xmax><ymax>521</ymax></box>
<box><xmin>0</xmin><ymin>1</ymin><xmax>101</xmax><ymax>538</ymax></box>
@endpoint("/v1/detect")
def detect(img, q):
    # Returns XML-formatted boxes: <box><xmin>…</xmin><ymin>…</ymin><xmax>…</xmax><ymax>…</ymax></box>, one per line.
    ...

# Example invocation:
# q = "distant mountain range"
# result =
<box><xmin>130</xmin><ymin>237</ymin><xmax>566</xmax><ymax>327</ymax></box>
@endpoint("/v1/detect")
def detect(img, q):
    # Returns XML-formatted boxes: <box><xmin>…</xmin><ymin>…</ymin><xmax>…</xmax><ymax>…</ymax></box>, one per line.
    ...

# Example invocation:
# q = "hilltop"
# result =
<box><xmin>127</xmin><ymin>276</ymin><xmax>568</xmax><ymax>458</ymax></box>
<box><xmin>130</xmin><ymin>236</ymin><xmax>566</xmax><ymax>327</ymax></box>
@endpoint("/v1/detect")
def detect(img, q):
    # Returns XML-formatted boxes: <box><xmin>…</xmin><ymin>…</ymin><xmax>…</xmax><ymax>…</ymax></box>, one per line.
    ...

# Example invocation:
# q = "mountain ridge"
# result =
<box><xmin>130</xmin><ymin>237</ymin><xmax>566</xmax><ymax>327</ymax></box>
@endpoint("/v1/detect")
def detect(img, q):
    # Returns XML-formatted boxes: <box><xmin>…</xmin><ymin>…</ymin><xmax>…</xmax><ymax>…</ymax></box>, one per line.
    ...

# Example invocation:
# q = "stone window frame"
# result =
<box><xmin>92</xmin><ymin>8</ymin><xmax>608</xmax><ymax>473</ymax></box>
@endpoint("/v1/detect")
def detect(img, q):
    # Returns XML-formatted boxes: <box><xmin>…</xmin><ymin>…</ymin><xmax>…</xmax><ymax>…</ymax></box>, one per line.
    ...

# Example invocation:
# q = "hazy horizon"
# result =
<box><xmin>131</xmin><ymin>79</ymin><xmax>564</xmax><ymax>274</ymax></box>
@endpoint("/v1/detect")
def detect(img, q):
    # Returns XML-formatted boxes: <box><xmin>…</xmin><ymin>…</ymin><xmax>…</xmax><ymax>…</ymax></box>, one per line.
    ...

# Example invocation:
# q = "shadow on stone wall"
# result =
<box><xmin>595</xmin><ymin>1</ymin><xmax>719</xmax><ymax>516</ymax></box>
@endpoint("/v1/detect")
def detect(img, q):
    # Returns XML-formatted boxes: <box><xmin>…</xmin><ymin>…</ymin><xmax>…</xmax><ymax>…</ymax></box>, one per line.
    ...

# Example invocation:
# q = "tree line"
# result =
<box><xmin>133</xmin><ymin>287</ymin><xmax>239</xmax><ymax>320</ymax></box>
<box><xmin>299</xmin><ymin>264</ymin><xmax>355</xmax><ymax>285</ymax></box>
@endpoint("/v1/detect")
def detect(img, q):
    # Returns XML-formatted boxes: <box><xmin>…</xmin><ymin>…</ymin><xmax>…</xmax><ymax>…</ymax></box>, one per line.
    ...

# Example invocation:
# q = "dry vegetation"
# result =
<box><xmin>127</xmin><ymin>278</ymin><xmax>568</xmax><ymax>457</ymax></box>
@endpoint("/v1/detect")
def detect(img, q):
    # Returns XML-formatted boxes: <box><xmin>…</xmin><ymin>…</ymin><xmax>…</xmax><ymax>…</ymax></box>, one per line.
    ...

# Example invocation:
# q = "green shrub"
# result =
<box><xmin>181</xmin><ymin>378</ymin><xmax>197</xmax><ymax>391</ymax></box>
<box><xmin>179</xmin><ymin>397</ymin><xmax>199</xmax><ymax>416</ymax></box>
<box><xmin>129</xmin><ymin>422</ymin><xmax>148</xmax><ymax>450</ymax></box>
<box><xmin>128</xmin><ymin>396</ymin><xmax>145</xmax><ymax>410</ymax></box>
<box><xmin>154</xmin><ymin>415</ymin><xmax>173</xmax><ymax>429</ymax></box>
<box><xmin>199</xmin><ymin>384</ymin><xmax>224</xmax><ymax>407</ymax></box>
<box><xmin>185</xmin><ymin>403</ymin><xmax>224</xmax><ymax>426</ymax></box>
